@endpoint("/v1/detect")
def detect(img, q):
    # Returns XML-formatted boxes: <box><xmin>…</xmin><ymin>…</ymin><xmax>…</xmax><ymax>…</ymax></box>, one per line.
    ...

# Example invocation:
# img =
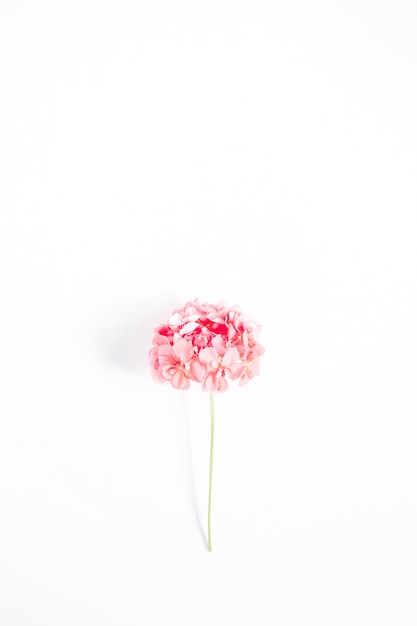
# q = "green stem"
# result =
<box><xmin>208</xmin><ymin>391</ymin><xmax>215</xmax><ymax>552</ymax></box>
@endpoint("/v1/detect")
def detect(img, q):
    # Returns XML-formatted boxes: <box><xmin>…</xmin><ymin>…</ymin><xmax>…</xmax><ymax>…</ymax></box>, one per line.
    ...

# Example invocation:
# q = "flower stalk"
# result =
<box><xmin>208</xmin><ymin>391</ymin><xmax>215</xmax><ymax>552</ymax></box>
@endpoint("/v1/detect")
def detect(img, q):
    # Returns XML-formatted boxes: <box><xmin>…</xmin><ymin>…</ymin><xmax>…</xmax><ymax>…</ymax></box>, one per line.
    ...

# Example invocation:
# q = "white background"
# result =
<box><xmin>1</xmin><ymin>1</ymin><xmax>417</xmax><ymax>624</ymax></box>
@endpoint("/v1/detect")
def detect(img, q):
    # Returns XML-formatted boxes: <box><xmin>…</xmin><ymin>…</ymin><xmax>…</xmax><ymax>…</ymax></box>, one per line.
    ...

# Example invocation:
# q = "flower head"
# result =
<box><xmin>149</xmin><ymin>299</ymin><xmax>264</xmax><ymax>392</ymax></box>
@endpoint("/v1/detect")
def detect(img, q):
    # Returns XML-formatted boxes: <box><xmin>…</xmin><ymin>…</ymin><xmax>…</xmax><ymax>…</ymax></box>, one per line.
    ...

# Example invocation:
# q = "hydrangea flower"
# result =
<box><xmin>149</xmin><ymin>299</ymin><xmax>264</xmax><ymax>552</ymax></box>
<box><xmin>149</xmin><ymin>299</ymin><xmax>264</xmax><ymax>392</ymax></box>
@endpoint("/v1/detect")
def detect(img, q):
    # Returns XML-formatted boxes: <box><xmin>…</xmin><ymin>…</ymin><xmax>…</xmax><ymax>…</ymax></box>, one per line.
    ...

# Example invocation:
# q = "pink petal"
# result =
<box><xmin>202</xmin><ymin>370</ymin><xmax>217</xmax><ymax>392</ymax></box>
<box><xmin>152</xmin><ymin>334</ymin><xmax>171</xmax><ymax>347</ymax></box>
<box><xmin>168</xmin><ymin>313</ymin><xmax>183</xmax><ymax>326</ymax></box>
<box><xmin>148</xmin><ymin>347</ymin><xmax>158</xmax><ymax>369</ymax></box>
<box><xmin>179</xmin><ymin>321</ymin><xmax>199</xmax><ymax>335</ymax></box>
<box><xmin>250</xmin><ymin>358</ymin><xmax>261</xmax><ymax>376</ymax></box>
<box><xmin>222</xmin><ymin>347</ymin><xmax>240</xmax><ymax>368</ymax></box>
<box><xmin>160</xmin><ymin>364</ymin><xmax>175</xmax><ymax>380</ymax></box>
<box><xmin>228</xmin><ymin>362</ymin><xmax>246</xmax><ymax>380</ymax></box>
<box><xmin>189</xmin><ymin>358</ymin><xmax>206</xmax><ymax>382</ymax></box>
<box><xmin>238</xmin><ymin>373</ymin><xmax>250</xmax><ymax>386</ymax></box>
<box><xmin>157</xmin><ymin>345</ymin><xmax>177</xmax><ymax>366</ymax></box>
<box><xmin>199</xmin><ymin>347</ymin><xmax>218</xmax><ymax>365</ymax></box>
<box><xmin>203</xmin><ymin>370</ymin><xmax>229</xmax><ymax>392</ymax></box>
<box><xmin>211</xmin><ymin>335</ymin><xmax>226</xmax><ymax>355</ymax></box>
<box><xmin>172</xmin><ymin>338</ymin><xmax>194</xmax><ymax>362</ymax></box>
<box><xmin>171</xmin><ymin>369</ymin><xmax>190</xmax><ymax>390</ymax></box>
<box><xmin>193</xmin><ymin>334</ymin><xmax>208</xmax><ymax>348</ymax></box>
<box><xmin>216</xmin><ymin>377</ymin><xmax>228</xmax><ymax>392</ymax></box>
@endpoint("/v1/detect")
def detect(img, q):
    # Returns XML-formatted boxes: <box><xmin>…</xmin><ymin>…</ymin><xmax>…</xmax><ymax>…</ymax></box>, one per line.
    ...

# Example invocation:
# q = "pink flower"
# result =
<box><xmin>149</xmin><ymin>299</ymin><xmax>264</xmax><ymax>392</ymax></box>
<box><xmin>199</xmin><ymin>346</ymin><xmax>241</xmax><ymax>392</ymax></box>
<box><xmin>228</xmin><ymin>345</ymin><xmax>265</xmax><ymax>386</ymax></box>
<box><xmin>155</xmin><ymin>338</ymin><xmax>205</xmax><ymax>390</ymax></box>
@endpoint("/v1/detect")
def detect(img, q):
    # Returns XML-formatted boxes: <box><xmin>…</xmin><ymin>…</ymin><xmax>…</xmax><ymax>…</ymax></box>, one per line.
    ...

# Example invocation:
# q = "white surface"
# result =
<box><xmin>1</xmin><ymin>1</ymin><xmax>417</xmax><ymax>624</ymax></box>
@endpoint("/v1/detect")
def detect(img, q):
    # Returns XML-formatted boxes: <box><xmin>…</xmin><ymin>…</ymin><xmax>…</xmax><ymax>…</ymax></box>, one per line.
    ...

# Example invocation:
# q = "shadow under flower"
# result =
<box><xmin>98</xmin><ymin>298</ymin><xmax>177</xmax><ymax>371</ymax></box>
<box><xmin>182</xmin><ymin>392</ymin><xmax>207</xmax><ymax>549</ymax></box>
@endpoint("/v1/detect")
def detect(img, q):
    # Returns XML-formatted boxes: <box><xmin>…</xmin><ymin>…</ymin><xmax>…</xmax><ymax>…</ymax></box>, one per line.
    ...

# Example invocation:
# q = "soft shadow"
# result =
<box><xmin>98</xmin><ymin>297</ymin><xmax>177</xmax><ymax>370</ymax></box>
<box><xmin>95</xmin><ymin>296</ymin><xmax>207</xmax><ymax>545</ymax></box>
<box><xmin>182</xmin><ymin>393</ymin><xmax>207</xmax><ymax>548</ymax></box>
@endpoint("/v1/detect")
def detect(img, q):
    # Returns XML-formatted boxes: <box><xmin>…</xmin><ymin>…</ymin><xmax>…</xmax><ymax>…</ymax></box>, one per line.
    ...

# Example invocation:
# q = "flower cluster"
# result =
<box><xmin>149</xmin><ymin>299</ymin><xmax>265</xmax><ymax>392</ymax></box>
